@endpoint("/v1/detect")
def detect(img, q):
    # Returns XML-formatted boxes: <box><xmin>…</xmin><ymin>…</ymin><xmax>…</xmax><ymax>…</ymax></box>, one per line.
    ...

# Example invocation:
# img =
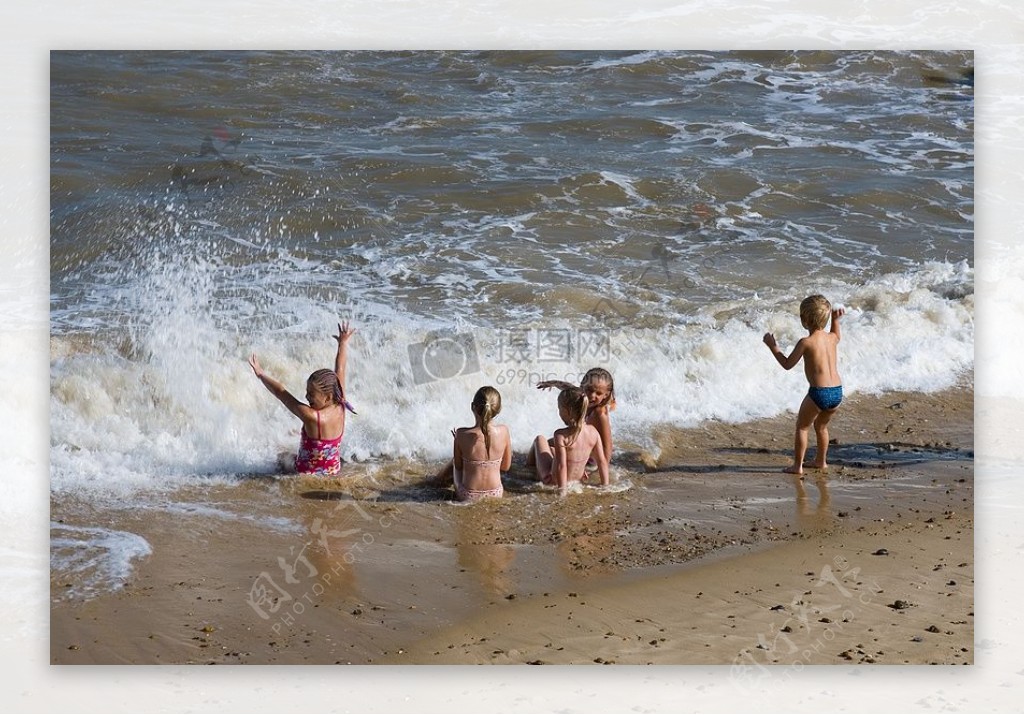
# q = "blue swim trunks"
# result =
<box><xmin>808</xmin><ymin>385</ymin><xmax>843</xmax><ymax>411</ymax></box>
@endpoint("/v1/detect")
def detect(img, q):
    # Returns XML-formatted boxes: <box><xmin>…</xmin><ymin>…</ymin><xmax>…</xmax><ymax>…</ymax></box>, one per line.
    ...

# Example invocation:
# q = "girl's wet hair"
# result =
<box><xmin>581</xmin><ymin>367</ymin><xmax>616</xmax><ymax>412</ymax></box>
<box><xmin>308</xmin><ymin>369</ymin><xmax>357</xmax><ymax>414</ymax></box>
<box><xmin>558</xmin><ymin>387</ymin><xmax>589</xmax><ymax>446</ymax></box>
<box><xmin>472</xmin><ymin>386</ymin><xmax>502</xmax><ymax>457</ymax></box>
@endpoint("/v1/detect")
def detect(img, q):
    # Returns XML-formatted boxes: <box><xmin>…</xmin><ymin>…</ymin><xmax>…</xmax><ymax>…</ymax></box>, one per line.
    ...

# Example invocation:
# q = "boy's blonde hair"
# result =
<box><xmin>800</xmin><ymin>295</ymin><xmax>831</xmax><ymax>331</ymax></box>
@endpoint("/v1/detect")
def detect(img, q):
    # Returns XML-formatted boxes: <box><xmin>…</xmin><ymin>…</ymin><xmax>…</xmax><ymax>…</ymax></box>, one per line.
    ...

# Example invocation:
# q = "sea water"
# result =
<box><xmin>50</xmin><ymin>50</ymin><xmax>973</xmax><ymax>597</ymax></box>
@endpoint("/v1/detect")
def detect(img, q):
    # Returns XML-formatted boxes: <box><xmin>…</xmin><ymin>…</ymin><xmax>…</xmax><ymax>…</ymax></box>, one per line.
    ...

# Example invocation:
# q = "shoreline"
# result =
<box><xmin>51</xmin><ymin>385</ymin><xmax>973</xmax><ymax>665</ymax></box>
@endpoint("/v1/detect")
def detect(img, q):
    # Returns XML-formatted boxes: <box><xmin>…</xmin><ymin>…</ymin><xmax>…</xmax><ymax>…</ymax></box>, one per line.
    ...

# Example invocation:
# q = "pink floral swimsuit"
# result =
<box><xmin>295</xmin><ymin>408</ymin><xmax>343</xmax><ymax>476</ymax></box>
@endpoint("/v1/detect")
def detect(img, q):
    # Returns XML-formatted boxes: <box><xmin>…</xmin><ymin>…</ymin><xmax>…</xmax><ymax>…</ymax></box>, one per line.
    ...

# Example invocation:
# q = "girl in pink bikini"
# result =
<box><xmin>248</xmin><ymin>321</ymin><xmax>357</xmax><ymax>476</ymax></box>
<box><xmin>445</xmin><ymin>386</ymin><xmax>512</xmax><ymax>502</ymax></box>
<box><xmin>536</xmin><ymin>368</ymin><xmax>616</xmax><ymax>476</ymax></box>
<box><xmin>529</xmin><ymin>387</ymin><xmax>610</xmax><ymax>494</ymax></box>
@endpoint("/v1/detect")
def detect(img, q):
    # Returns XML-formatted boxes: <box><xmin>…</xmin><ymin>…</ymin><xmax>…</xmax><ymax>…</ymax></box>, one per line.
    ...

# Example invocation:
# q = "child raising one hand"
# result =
<box><xmin>249</xmin><ymin>321</ymin><xmax>357</xmax><ymax>476</ymax></box>
<box><xmin>763</xmin><ymin>296</ymin><xmax>844</xmax><ymax>475</ymax></box>
<box><xmin>530</xmin><ymin>387</ymin><xmax>610</xmax><ymax>494</ymax></box>
<box><xmin>536</xmin><ymin>367</ymin><xmax>616</xmax><ymax>470</ymax></box>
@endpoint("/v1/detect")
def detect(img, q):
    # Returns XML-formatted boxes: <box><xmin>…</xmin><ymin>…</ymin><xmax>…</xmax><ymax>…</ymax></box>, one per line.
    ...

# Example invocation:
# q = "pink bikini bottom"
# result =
<box><xmin>456</xmin><ymin>484</ymin><xmax>504</xmax><ymax>502</ymax></box>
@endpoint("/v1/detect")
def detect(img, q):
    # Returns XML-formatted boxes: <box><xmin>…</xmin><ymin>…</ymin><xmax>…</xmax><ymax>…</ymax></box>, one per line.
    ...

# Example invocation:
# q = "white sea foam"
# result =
<box><xmin>598</xmin><ymin>171</ymin><xmax>650</xmax><ymax>206</ymax></box>
<box><xmin>134</xmin><ymin>501</ymin><xmax>303</xmax><ymax>534</ymax></box>
<box><xmin>49</xmin><ymin>256</ymin><xmax>972</xmax><ymax>502</ymax></box>
<box><xmin>50</xmin><ymin>524</ymin><xmax>152</xmax><ymax>602</ymax></box>
<box><xmin>584</xmin><ymin>51</ymin><xmax>670</xmax><ymax>71</ymax></box>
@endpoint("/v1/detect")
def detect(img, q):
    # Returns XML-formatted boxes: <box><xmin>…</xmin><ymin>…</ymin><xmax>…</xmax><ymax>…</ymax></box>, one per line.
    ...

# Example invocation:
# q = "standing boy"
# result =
<box><xmin>763</xmin><ymin>295</ymin><xmax>844</xmax><ymax>475</ymax></box>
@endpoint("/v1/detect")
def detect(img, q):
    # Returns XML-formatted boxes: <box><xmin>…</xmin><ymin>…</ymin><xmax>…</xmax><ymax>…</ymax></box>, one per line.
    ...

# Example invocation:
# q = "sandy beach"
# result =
<box><xmin>51</xmin><ymin>385</ymin><xmax>972</xmax><ymax>666</ymax></box>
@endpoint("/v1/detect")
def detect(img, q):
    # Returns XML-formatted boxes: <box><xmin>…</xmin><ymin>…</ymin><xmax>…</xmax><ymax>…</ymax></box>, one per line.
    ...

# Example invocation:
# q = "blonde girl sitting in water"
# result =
<box><xmin>529</xmin><ymin>387</ymin><xmax>610</xmax><ymax>494</ymax></box>
<box><xmin>537</xmin><ymin>367</ymin><xmax>616</xmax><ymax>470</ymax></box>
<box><xmin>248</xmin><ymin>321</ymin><xmax>357</xmax><ymax>476</ymax></box>
<box><xmin>445</xmin><ymin>386</ymin><xmax>512</xmax><ymax>502</ymax></box>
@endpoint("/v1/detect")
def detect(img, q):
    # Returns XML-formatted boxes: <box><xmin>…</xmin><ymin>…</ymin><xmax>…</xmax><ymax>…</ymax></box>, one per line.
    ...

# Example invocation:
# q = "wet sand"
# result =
<box><xmin>385</xmin><ymin>497</ymin><xmax>972</xmax><ymax>667</ymax></box>
<box><xmin>51</xmin><ymin>386</ymin><xmax>972</xmax><ymax>665</ymax></box>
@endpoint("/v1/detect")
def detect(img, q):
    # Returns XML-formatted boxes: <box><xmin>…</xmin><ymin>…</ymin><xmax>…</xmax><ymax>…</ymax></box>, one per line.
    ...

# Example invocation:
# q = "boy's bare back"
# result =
<box><xmin>763</xmin><ymin>306</ymin><xmax>844</xmax><ymax>388</ymax></box>
<box><xmin>796</xmin><ymin>328</ymin><xmax>841</xmax><ymax>388</ymax></box>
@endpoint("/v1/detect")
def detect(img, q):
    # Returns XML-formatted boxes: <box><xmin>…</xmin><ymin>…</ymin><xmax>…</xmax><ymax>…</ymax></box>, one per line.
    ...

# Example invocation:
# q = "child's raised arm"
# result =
<box><xmin>332</xmin><ymin>320</ymin><xmax>357</xmax><ymax>389</ymax></box>
<box><xmin>536</xmin><ymin>380</ymin><xmax>576</xmax><ymax>392</ymax></box>
<box><xmin>249</xmin><ymin>354</ymin><xmax>308</xmax><ymax>419</ymax></box>
<box><xmin>763</xmin><ymin>333</ymin><xmax>806</xmax><ymax>371</ymax></box>
<box><xmin>830</xmin><ymin>307</ymin><xmax>844</xmax><ymax>342</ymax></box>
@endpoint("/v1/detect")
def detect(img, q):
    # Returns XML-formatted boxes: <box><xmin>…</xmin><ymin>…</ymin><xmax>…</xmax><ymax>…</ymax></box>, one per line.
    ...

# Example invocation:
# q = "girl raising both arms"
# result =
<box><xmin>249</xmin><ymin>321</ymin><xmax>357</xmax><ymax>476</ymax></box>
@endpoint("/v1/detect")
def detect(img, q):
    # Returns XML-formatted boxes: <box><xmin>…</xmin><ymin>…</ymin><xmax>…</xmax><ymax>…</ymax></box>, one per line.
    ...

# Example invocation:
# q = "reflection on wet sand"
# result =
<box><xmin>793</xmin><ymin>475</ymin><xmax>835</xmax><ymax>534</ymax></box>
<box><xmin>454</xmin><ymin>507</ymin><xmax>516</xmax><ymax>598</ymax></box>
<box><xmin>295</xmin><ymin>501</ymin><xmax>368</xmax><ymax>601</ymax></box>
<box><xmin>280</xmin><ymin>474</ymin><xmax>406</xmax><ymax>603</ymax></box>
<box><xmin>449</xmin><ymin>478</ymin><xmax>626</xmax><ymax>597</ymax></box>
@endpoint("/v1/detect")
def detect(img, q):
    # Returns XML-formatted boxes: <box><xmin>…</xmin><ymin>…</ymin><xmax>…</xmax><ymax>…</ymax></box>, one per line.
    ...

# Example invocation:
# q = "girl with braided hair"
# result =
<box><xmin>437</xmin><ymin>386</ymin><xmax>512</xmax><ymax>501</ymax></box>
<box><xmin>248</xmin><ymin>321</ymin><xmax>357</xmax><ymax>476</ymax></box>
